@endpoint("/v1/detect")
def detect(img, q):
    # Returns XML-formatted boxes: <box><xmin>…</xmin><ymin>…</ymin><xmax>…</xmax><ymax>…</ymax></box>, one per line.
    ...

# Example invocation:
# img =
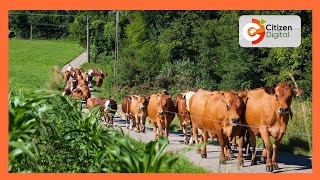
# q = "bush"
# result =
<box><xmin>47</xmin><ymin>66</ymin><xmax>64</xmax><ymax>90</ymax></box>
<box><xmin>9</xmin><ymin>92</ymin><xmax>180</xmax><ymax>173</ymax></box>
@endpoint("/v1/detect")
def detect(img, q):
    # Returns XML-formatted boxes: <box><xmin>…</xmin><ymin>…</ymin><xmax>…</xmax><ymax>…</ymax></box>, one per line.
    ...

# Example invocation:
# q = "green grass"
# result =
<box><xmin>9</xmin><ymin>39</ymin><xmax>83</xmax><ymax>92</ymax></box>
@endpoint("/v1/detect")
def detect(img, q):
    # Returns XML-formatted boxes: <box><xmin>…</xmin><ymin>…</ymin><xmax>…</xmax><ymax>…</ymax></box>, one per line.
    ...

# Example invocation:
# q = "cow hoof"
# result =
<box><xmin>220</xmin><ymin>159</ymin><xmax>227</xmax><ymax>165</ymax></box>
<box><xmin>201</xmin><ymin>153</ymin><xmax>207</xmax><ymax>158</ymax></box>
<box><xmin>251</xmin><ymin>159</ymin><xmax>257</xmax><ymax>166</ymax></box>
<box><xmin>273</xmin><ymin>164</ymin><xmax>279</xmax><ymax>170</ymax></box>
<box><xmin>261</xmin><ymin>157</ymin><xmax>266</xmax><ymax>164</ymax></box>
<box><xmin>196</xmin><ymin>149</ymin><xmax>201</xmax><ymax>154</ymax></box>
<box><xmin>237</xmin><ymin>160</ymin><xmax>244</xmax><ymax>167</ymax></box>
<box><xmin>266</xmin><ymin>165</ymin><xmax>273</xmax><ymax>172</ymax></box>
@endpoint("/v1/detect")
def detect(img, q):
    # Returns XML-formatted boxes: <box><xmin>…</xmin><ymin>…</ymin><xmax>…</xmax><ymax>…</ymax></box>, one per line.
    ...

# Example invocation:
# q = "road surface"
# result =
<box><xmin>62</xmin><ymin>51</ymin><xmax>88</xmax><ymax>72</ymax></box>
<box><xmin>110</xmin><ymin>109</ymin><xmax>312</xmax><ymax>173</ymax></box>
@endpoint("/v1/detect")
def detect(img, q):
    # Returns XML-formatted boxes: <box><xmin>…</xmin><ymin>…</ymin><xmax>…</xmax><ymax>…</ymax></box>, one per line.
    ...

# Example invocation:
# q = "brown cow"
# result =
<box><xmin>130</xmin><ymin>95</ymin><xmax>149</xmax><ymax>133</ymax></box>
<box><xmin>63</xmin><ymin>71</ymin><xmax>71</xmax><ymax>84</ymax></box>
<box><xmin>176</xmin><ymin>93</ymin><xmax>193</xmax><ymax>145</ymax></box>
<box><xmin>71</xmin><ymin>87</ymin><xmax>83</xmax><ymax>99</ymax></box>
<box><xmin>82</xmin><ymin>89</ymin><xmax>91</xmax><ymax>101</ymax></box>
<box><xmin>62</xmin><ymin>87</ymin><xmax>71</xmax><ymax>96</ymax></box>
<box><xmin>96</xmin><ymin>70</ymin><xmax>106</xmax><ymax>79</ymax></box>
<box><xmin>87</xmin><ymin>97</ymin><xmax>118</xmax><ymax>124</ymax></box>
<box><xmin>147</xmin><ymin>92</ymin><xmax>176</xmax><ymax>142</ymax></box>
<box><xmin>245</xmin><ymin>82</ymin><xmax>303</xmax><ymax>172</ymax></box>
<box><xmin>121</xmin><ymin>96</ymin><xmax>134</xmax><ymax>129</ymax></box>
<box><xmin>104</xmin><ymin>98</ymin><xmax>118</xmax><ymax>125</ymax></box>
<box><xmin>189</xmin><ymin>89</ymin><xmax>247</xmax><ymax>165</ymax></box>
<box><xmin>74</xmin><ymin>68</ymin><xmax>82</xmax><ymax>77</ymax></box>
<box><xmin>77</xmin><ymin>76</ymin><xmax>88</xmax><ymax>87</ymax></box>
<box><xmin>96</xmin><ymin>76</ymin><xmax>103</xmax><ymax>88</ymax></box>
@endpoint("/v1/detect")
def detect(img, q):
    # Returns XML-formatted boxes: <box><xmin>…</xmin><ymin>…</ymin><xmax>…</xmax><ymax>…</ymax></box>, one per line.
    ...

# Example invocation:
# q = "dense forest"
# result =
<box><xmin>9</xmin><ymin>10</ymin><xmax>312</xmax><ymax>97</ymax></box>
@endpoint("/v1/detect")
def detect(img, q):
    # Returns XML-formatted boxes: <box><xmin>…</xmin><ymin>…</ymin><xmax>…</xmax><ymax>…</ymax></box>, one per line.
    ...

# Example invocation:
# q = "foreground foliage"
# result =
<box><xmin>8</xmin><ymin>93</ymin><xmax>185</xmax><ymax>173</ymax></box>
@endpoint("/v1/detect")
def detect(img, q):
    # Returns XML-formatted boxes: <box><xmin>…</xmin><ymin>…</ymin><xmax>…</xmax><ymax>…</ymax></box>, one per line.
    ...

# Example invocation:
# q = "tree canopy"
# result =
<box><xmin>9</xmin><ymin>10</ymin><xmax>312</xmax><ymax>97</ymax></box>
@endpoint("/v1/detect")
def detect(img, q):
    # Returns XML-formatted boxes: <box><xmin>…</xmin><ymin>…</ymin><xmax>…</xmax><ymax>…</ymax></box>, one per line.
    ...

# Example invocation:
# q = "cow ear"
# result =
<box><xmin>293</xmin><ymin>88</ymin><xmax>304</xmax><ymax>97</ymax></box>
<box><xmin>182</xmin><ymin>94</ymin><xmax>186</xmax><ymax>99</ymax></box>
<box><xmin>264</xmin><ymin>86</ymin><xmax>275</xmax><ymax>95</ymax></box>
<box><xmin>238</xmin><ymin>91</ymin><xmax>248</xmax><ymax>104</ymax></box>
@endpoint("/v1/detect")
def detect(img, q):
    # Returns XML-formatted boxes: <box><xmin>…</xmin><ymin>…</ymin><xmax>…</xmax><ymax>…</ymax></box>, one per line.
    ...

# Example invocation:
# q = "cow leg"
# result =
<box><xmin>125</xmin><ymin>115</ymin><xmax>129</xmax><ymax>129</ymax></box>
<box><xmin>141</xmin><ymin>116</ymin><xmax>146</xmax><ymax>133</ymax></box>
<box><xmin>189</xmin><ymin>124</ymin><xmax>194</xmax><ymax>145</ymax></box>
<box><xmin>248</xmin><ymin>130</ymin><xmax>257</xmax><ymax>166</ymax></box>
<box><xmin>102</xmin><ymin>114</ymin><xmax>107</xmax><ymax>124</ymax></box>
<box><xmin>165</xmin><ymin>125</ymin><xmax>169</xmax><ymax>143</ymax></box>
<box><xmin>193</xmin><ymin>126</ymin><xmax>201</xmax><ymax>154</ymax></box>
<box><xmin>231</xmin><ymin>137</ymin><xmax>237</xmax><ymax>149</ymax></box>
<box><xmin>245</xmin><ymin>130</ymin><xmax>251</xmax><ymax>154</ymax></box>
<box><xmin>129</xmin><ymin>117</ymin><xmax>134</xmax><ymax>130</ymax></box>
<box><xmin>110</xmin><ymin>114</ymin><xmax>114</xmax><ymax>125</ymax></box>
<box><xmin>152</xmin><ymin>121</ymin><xmax>158</xmax><ymax>140</ymax></box>
<box><xmin>261</xmin><ymin>142</ymin><xmax>267</xmax><ymax>164</ymax></box>
<box><xmin>182</xmin><ymin>123</ymin><xmax>188</xmax><ymax>145</ymax></box>
<box><xmin>224</xmin><ymin>135</ymin><xmax>234</xmax><ymax>160</ymax></box>
<box><xmin>135</xmin><ymin>115</ymin><xmax>140</xmax><ymax>133</ymax></box>
<box><xmin>272</xmin><ymin>132</ymin><xmax>285</xmax><ymax>171</ymax></box>
<box><xmin>237</xmin><ymin>135</ymin><xmax>244</xmax><ymax>166</ymax></box>
<box><xmin>260</xmin><ymin>129</ymin><xmax>273</xmax><ymax>172</ymax></box>
<box><xmin>217</xmin><ymin>129</ymin><xmax>227</xmax><ymax>164</ymax></box>
<box><xmin>200</xmin><ymin>130</ymin><xmax>208</xmax><ymax>158</ymax></box>
<box><xmin>158</xmin><ymin>120</ymin><xmax>163</xmax><ymax>138</ymax></box>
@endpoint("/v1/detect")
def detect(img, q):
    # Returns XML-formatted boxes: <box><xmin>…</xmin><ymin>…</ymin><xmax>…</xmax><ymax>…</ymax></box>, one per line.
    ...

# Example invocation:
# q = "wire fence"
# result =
<box><xmin>9</xmin><ymin>12</ymin><xmax>80</xmax><ymax>40</ymax></box>
<box><xmin>85</xmin><ymin>99</ymin><xmax>312</xmax><ymax>138</ymax></box>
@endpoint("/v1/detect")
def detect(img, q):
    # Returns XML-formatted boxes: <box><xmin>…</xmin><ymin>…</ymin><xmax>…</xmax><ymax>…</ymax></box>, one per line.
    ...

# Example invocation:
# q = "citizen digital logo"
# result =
<box><xmin>239</xmin><ymin>15</ymin><xmax>301</xmax><ymax>47</ymax></box>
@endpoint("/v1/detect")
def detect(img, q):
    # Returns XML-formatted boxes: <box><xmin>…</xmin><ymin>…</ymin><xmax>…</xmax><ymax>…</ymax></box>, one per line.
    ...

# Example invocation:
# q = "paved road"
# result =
<box><xmin>111</xmin><ymin>109</ymin><xmax>312</xmax><ymax>173</ymax></box>
<box><xmin>62</xmin><ymin>51</ymin><xmax>88</xmax><ymax>72</ymax></box>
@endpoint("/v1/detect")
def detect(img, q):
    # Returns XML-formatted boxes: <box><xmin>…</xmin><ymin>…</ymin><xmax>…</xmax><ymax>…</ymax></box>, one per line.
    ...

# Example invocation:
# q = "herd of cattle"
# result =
<box><xmin>62</xmin><ymin>66</ymin><xmax>304</xmax><ymax>172</ymax></box>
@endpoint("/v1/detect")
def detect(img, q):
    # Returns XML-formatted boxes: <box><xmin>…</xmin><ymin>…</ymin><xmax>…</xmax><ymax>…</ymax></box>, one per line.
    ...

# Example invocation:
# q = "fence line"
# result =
<box><xmin>9</xmin><ymin>12</ymin><xmax>77</xmax><ymax>17</ymax></box>
<box><xmin>88</xmin><ymin>100</ymin><xmax>312</xmax><ymax>138</ymax></box>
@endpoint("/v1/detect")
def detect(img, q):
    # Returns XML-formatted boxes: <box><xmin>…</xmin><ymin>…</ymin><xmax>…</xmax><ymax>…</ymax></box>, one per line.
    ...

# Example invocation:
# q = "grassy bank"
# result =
<box><xmin>9</xmin><ymin>39</ymin><xmax>83</xmax><ymax>92</ymax></box>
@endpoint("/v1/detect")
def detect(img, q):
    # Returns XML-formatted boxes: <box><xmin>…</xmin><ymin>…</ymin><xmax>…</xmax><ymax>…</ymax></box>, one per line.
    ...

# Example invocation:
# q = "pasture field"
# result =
<box><xmin>9</xmin><ymin>39</ymin><xmax>83</xmax><ymax>92</ymax></box>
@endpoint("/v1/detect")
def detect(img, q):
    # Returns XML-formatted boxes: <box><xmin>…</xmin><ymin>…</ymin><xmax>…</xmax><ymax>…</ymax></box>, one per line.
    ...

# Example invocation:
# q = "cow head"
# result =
<box><xmin>156</xmin><ymin>93</ymin><xmax>172</xmax><ymax>116</ymax></box>
<box><xmin>265</xmin><ymin>82</ymin><xmax>303</xmax><ymax>115</ymax></box>
<box><xmin>220</xmin><ymin>90</ymin><xmax>247</xmax><ymax>126</ymax></box>
<box><xmin>133</xmin><ymin>95</ymin><xmax>148</xmax><ymax>111</ymax></box>
<box><xmin>104</xmin><ymin>99</ymin><xmax>111</xmax><ymax>112</ymax></box>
